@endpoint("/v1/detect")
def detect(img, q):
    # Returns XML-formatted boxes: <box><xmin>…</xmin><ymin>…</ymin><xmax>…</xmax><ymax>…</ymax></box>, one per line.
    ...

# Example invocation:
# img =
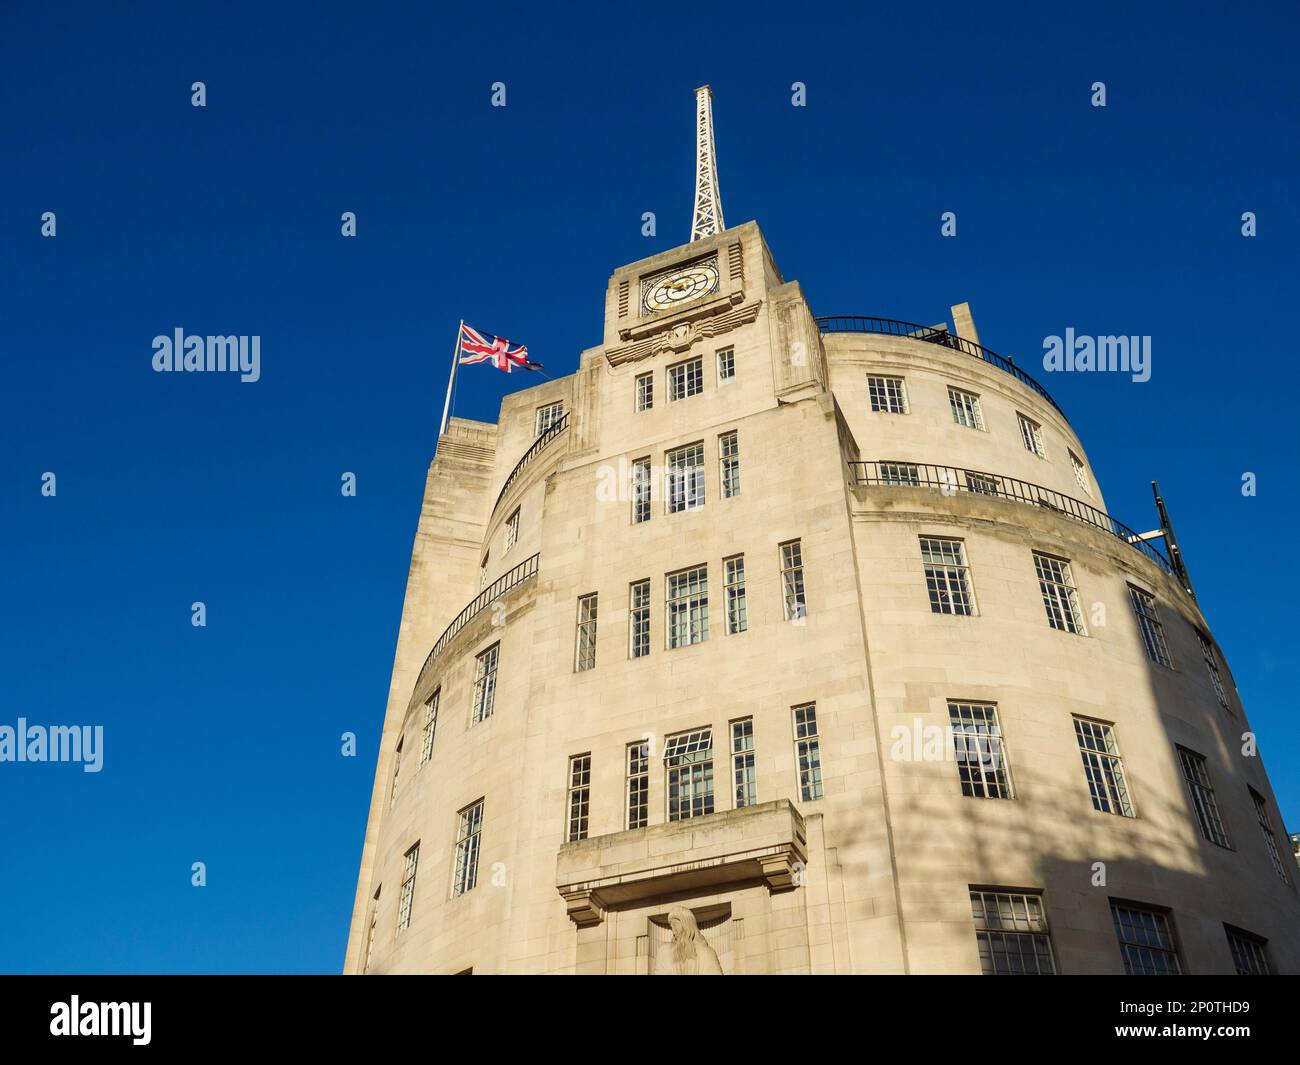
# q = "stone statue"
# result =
<box><xmin>664</xmin><ymin>906</ymin><xmax>724</xmax><ymax>975</ymax></box>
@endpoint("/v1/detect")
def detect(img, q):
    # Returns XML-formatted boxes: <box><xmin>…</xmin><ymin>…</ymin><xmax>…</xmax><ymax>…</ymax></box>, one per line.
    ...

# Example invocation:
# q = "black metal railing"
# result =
<box><xmin>493</xmin><ymin>413</ymin><xmax>571</xmax><ymax>515</ymax></box>
<box><xmin>816</xmin><ymin>316</ymin><xmax>1064</xmax><ymax>418</ymax></box>
<box><xmin>849</xmin><ymin>461</ymin><xmax>1171</xmax><ymax>572</ymax></box>
<box><xmin>412</xmin><ymin>552</ymin><xmax>540</xmax><ymax>697</ymax></box>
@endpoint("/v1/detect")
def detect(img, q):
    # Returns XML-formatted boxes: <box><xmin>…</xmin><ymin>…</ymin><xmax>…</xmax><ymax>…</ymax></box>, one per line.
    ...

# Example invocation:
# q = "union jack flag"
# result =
<box><xmin>458</xmin><ymin>323</ymin><xmax>543</xmax><ymax>372</ymax></box>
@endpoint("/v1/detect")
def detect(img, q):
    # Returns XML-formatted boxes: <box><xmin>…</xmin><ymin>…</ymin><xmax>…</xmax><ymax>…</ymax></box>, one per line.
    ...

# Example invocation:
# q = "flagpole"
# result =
<box><xmin>438</xmin><ymin>320</ymin><xmax>463</xmax><ymax>439</ymax></box>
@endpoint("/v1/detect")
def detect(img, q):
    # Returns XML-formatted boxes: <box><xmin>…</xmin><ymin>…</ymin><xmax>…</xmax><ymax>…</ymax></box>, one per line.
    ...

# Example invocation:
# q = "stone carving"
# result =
<box><xmin>662</xmin><ymin>905</ymin><xmax>724</xmax><ymax>975</ymax></box>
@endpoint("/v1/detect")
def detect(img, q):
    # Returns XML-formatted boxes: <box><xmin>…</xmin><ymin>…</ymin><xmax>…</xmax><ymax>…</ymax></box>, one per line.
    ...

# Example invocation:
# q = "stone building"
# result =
<box><xmin>344</xmin><ymin>89</ymin><xmax>1299</xmax><ymax>975</ymax></box>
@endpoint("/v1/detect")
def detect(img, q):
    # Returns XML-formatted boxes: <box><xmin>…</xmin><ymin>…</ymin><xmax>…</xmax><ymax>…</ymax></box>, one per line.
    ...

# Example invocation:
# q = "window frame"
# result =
<box><xmin>574</xmin><ymin>592</ymin><xmax>598</xmax><ymax>672</ymax></box>
<box><xmin>969</xmin><ymin>888</ymin><xmax>1057</xmax><ymax>975</ymax></box>
<box><xmin>471</xmin><ymin>643</ymin><xmax>500</xmax><ymax>725</ymax></box>
<box><xmin>920</xmin><ymin>536</ymin><xmax>976</xmax><ymax>616</ymax></box>
<box><xmin>451</xmin><ymin>800</ymin><xmax>484</xmax><ymax>898</ymax></box>
<box><xmin>629</xmin><ymin>579</ymin><xmax>651</xmax><ymax>659</ymax></box>
<box><xmin>626</xmin><ymin>740</ymin><xmax>649</xmax><ymax>830</ymax></box>
<box><xmin>716</xmin><ymin>346</ymin><xmax>735</xmax><ymax>383</ymax></box>
<box><xmin>397</xmin><ymin>842</ymin><xmax>420</xmax><ymax>933</ymax></box>
<box><xmin>948</xmin><ymin>386</ymin><xmax>985</xmax><ymax>430</ymax></box>
<box><xmin>666</xmin><ymin>564</ymin><xmax>709</xmax><ymax>649</ymax></box>
<box><xmin>1127</xmin><ymin>585</ymin><xmax>1173</xmax><ymax>668</ymax></box>
<box><xmin>949</xmin><ymin>701</ymin><xmax>1013</xmax><ymax>800</ymax></box>
<box><xmin>634</xmin><ymin>371</ymin><xmax>653</xmax><ymax>412</ymax></box>
<box><xmin>1033</xmin><ymin>551</ymin><xmax>1087</xmax><ymax>635</ymax></box>
<box><xmin>664</xmin><ymin>727</ymin><xmax>715</xmax><ymax>822</ymax></box>
<box><xmin>793</xmin><ymin>702</ymin><xmax>824</xmax><ymax>801</ymax></box>
<box><xmin>731</xmin><ymin>717</ymin><xmax>756</xmax><ymax>809</ymax></box>
<box><xmin>719</xmin><ymin>430</ymin><xmax>740</xmax><ymax>498</ymax></box>
<box><xmin>723</xmin><ymin>554</ymin><xmax>747</xmax><ymax>635</ymax></box>
<box><xmin>667</xmin><ymin>356</ymin><xmax>704</xmax><ymax>402</ymax></box>
<box><xmin>1177</xmin><ymin>745</ymin><xmax>1231</xmax><ymax>848</ymax></box>
<box><xmin>566</xmin><ymin>753</ymin><xmax>592</xmax><ymax>842</ymax></box>
<box><xmin>867</xmin><ymin>375</ymin><xmax>908</xmax><ymax>414</ymax></box>
<box><xmin>1110</xmin><ymin>900</ymin><xmax>1183</xmax><ymax>975</ymax></box>
<box><xmin>780</xmin><ymin>539</ymin><xmax>807</xmax><ymax>622</ymax></box>
<box><xmin>1017</xmin><ymin>412</ymin><xmax>1046</xmax><ymax>457</ymax></box>
<box><xmin>1072</xmin><ymin>716</ymin><xmax>1135</xmax><ymax>817</ymax></box>
<box><xmin>534</xmin><ymin>401</ymin><xmax>564</xmax><ymax>436</ymax></box>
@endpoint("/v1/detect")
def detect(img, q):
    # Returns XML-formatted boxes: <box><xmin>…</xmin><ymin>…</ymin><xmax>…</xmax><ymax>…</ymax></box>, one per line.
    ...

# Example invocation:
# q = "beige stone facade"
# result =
<box><xmin>344</xmin><ymin>221</ymin><xmax>1299</xmax><ymax>975</ymax></box>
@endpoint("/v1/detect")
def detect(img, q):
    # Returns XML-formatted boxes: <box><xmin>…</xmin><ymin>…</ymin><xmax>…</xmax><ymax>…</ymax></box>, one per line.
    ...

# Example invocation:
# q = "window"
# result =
<box><xmin>364</xmin><ymin>887</ymin><xmax>380</xmax><ymax>972</ymax></box>
<box><xmin>717</xmin><ymin>347</ymin><xmax>735</xmax><ymax>381</ymax></box>
<box><xmin>719</xmin><ymin>431</ymin><xmax>740</xmax><ymax>498</ymax></box>
<box><xmin>1128</xmin><ymin>586</ymin><xmax>1172</xmax><ymax>667</ymax></box>
<box><xmin>723</xmin><ymin>556</ymin><xmax>747</xmax><ymax>634</ymax></box>
<box><xmin>420</xmin><ymin>689</ymin><xmax>440</xmax><ymax>765</ymax></box>
<box><xmin>668</xmin><ymin>357</ymin><xmax>703</xmax><ymax>401</ymax></box>
<box><xmin>566</xmin><ymin>754</ymin><xmax>591</xmax><ymax>842</ymax></box>
<box><xmin>664</xmin><ymin>728</ymin><xmax>714</xmax><ymax>821</ymax></box>
<box><xmin>970</xmin><ymin>890</ymin><xmax>1056</xmax><ymax>975</ymax></box>
<box><xmin>1069</xmin><ymin>451</ymin><xmax>1090</xmax><ymax>495</ymax></box>
<box><xmin>1225</xmin><ymin>927</ymin><xmax>1272</xmax><ymax>975</ymax></box>
<box><xmin>949</xmin><ymin>702</ymin><xmax>1012</xmax><ymax>799</ymax></box>
<box><xmin>1111</xmin><ymin>902</ymin><xmax>1182</xmax><ymax>975</ymax></box>
<box><xmin>880</xmin><ymin>461</ymin><xmax>921</xmax><ymax>486</ymax></box>
<box><xmin>397</xmin><ymin>843</ymin><xmax>419</xmax><ymax>932</ymax></box>
<box><xmin>626</xmin><ymin>741</ymin><xmax>649</xmax><ymax>829</ymax></box>
<box><xmin>666</xmin><ymin>565</ymin><xmax>708</xmax><ymax>648</ymax></box>
<box><xmin>1178</xmin><ymin>747</ymin><xmax>1230</xmax><ymax>848</ymax></box>
<box><xmin>635</xmin><ymin>372</ymin><xmax>653</xmax><ymax>412</ymax></box>
<box><xmin>629</xmin><ymin>580</ymin><xmax>650</xmax><ymax>658</ymax></box>
<box><xmin>1034</xmin><ymin>552</ymin><xmax>1086</xmax><ymax>634</ymax></box>
<box><xmin>965</xmin><ymin>471</ymin><xmax>1000</xmax><ymax>496</ymax></box>
<box><xmin>1073</xmin><ymin>717</ymin><xmax>1134</xmax><ymax>816</ymax></box>
<box><xmin>793</xmin><ymin>703</ymin><xmax>823</xmax><ymax>801</ymax></box>
<box><xmin>575</xmin><ymin>593</ymin><xmax>598</xmax><ymax>672</ymax></box>
<box><xmin>471</xmin><ymin>644</ymin><xmax>499</xmax><ymax>725</ymax></box>
<box><xmin>504</xmin><ymin>508</ymin><xmax>520</xmax><ymax>552</ymax></box>
<box><xmin>868</xmin><ymin>375</ymin><xmax>908</xmax><ymax>414</ymax></box>
<box><xmin>632</xmin><ymin>457</ymin><xmax>652</xmax><ymax>524</ymax></box>
<box><xmin>920</xmin><ymin>537</ymin><xmax>975</xmax><ymax>616</ymax></box>
<box><xmin>666</xmin><ymin>442</ymin><xmax>705</xmax><ymax>513</ymax></box>
<box><xmin>389</xmin><ymin>736</ymin><xmax>403</xmax><ymax>807</ymax></box>
<box><xmin>1197</xmin><ymin>631</ymin><xmax>1230</xmax><ymax>712</ymax></box>
<box><xmin>948</xmin><ymin>387</ymin><xmax>984</xmax><ymax>430</ymax></box>
<box><xmin>535</xmin><ymin>401</ymin><xmax>563</xmax><ymax>436</ymax></box>
<box><xmin>1250</xmin><ymin>788</ymin><xmax>1290</xmax><ymax>884</ymax></box>
<box><xmin>479</xmin><ymin>552</ymin><xmax>489</xmax><ymax>589</ymax></box>
<box><xmin>730</xmin><ymin>718</ymin><xmax>757</xmax><ymax>808</ymax></box>
<box><xmin>781</xmin><ymin>540</ymin><xmax>807</xmax><ymax>621</ymax></box>
<box><xmin>452</xmin><ymin>800</ymin><xmax>484</xmax><ymax>897</ymax></box>
<box><xmin>1017</xmin><ymin>412</ymin><xmax>1045</xmax><ymax>457</ymax></box>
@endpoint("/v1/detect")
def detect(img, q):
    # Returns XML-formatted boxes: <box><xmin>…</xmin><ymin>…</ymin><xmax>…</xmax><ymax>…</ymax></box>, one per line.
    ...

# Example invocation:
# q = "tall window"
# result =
<box><xmin>479</xmin><ymin>552</ymin><xmax>489</xmax><ymax>589</ymax></box>
<box><xmin>452</xmin><ymin>800</ymin><xmax>484</xmax><ymax>897</ymax></box>
<box><xmin>575</xmin><ymin>593</ymin><xmax>598</xmax><ymax>672</ymax></box>
<box><xmin>793</xmin><ymin>703</ymin><xmax>824</xmax><ymax>801</ymax></box>
<box><xmin>668</xmin><ymin>356</ymin><xmax>703</xmax><ymax>401</ymax></box>
<box><xmin>389</xmin><ymin>735</ymin><xmax>403</xmax><ymax>807</ymax></box>
<box><xmin>420</xmin><ymin>689</ymin><xmax>440</xmax><ymax>765</ymax></box>
<box><xmin>1073</xmin><ymin>717</ymin><xmax>1134</xmax><ymax>816</ymax></box>
<box><xmin>1128</xmin><ymin>586</ymin><xmax>1172</xmax><ymax>667</ymax></box>
<box><xmin>880</xmin><ymin>460</ymin><xmax>921</xmax><ymax>486</ymax></box>
<box><xmin>1069</xmin><ymin>451</ymin><xmax>1090</xmax><ymax>495</ymax></box>
<box><xmin>666</xmin><ymin>442</ymin><xmax>706</xmax><ymax>513</ymax></box>
<box><xmin>629</xmin><ymin>579</ymin><xmax>651</xmax><ymax>658</ymax></box>
<box><xmin>632</xmin><ymin>457</ymin><xmax>652</xmax><ymax>524</ymax></box>
<box><xmin>1110</xmin><ymin>902</ymin><xmax>1181</xmax><ymax>975</ymax></box>
<box><xmin>535</xmin><ymin>401</ymin><xmax>563</xmax><ymax>436</ymax></box>
<box><xmin>364</xmin><ymin>886</ymin><xmax>380</xmax><ymax>972</ymax></box>
<box><xmin>731</xmin><ymin>718</ymin><xmax>756</xmax><ymax>808</ymax></box>
<box><xmin>397</xmin><ymin>843</ymin><xmax>419</xmax><ymax>932</ymax></box>
<box><xmin>949</xmin><ymin>701</ymin><xmax>1012</xmax><ymax>799</ymax></box>
<box><xmin>724</xmin><ymin>555</ymin><xmax>747</xmax><ymax>634</ymax></box>
<box><xmin>626</xmin><ymin>741</ymin><xmax>649</xmax><ymax>829</ymax></box>
<box><xmin>1197</xmin><ymin>631</ymin><xmax>1230</xmax><ymax>712</ymax></box>
<box><xmin>665</xmin><ymin>728</ymin><xmax>714</xmax><ymax>821</ymax></box>
<box><xmin>504</xmin><ymin>507</ymin><xmax>520</xmax><ymax>552</ymax></box>
<box><xmin>867</xmin><ymin>375</ymin><xmax>908</xmax><ymax>414</ymax></box>
<box><xmin>666</xmin><ymin>565</ymin><xmax>709</xmax><ymax>648</ymax></box>
<box><xmin>1178</xmin><ymin>746</ymin><xmax>1230</xmax><ymax>847</ymax></box>
<box><xmin>969</xmin><ymin>890</ymin><xmax>1056</xmax><ymax>975</ymax></box>
<box><xmin>1250</xmin><ymin>787</ymin><xmax>1289</xmax><ymax>884</ymax></box>
<box><xmin>1034</xmin><ymin>552</ymin><xmax>1086</xmax><ymax>634</ymax></box>
<box><xmin>920</xmin><ymin>537</ymin><xmax>975</xmax><ymax>616</ymax></box>
<box><xmin>635</xmin><ymin>372</ymin><xmax>653</xmax><ymax>412</ymax></box>
<box><xmin>1225</xmin><ymin>927</ymin><xmax>1272</xmax><ymax>975</ymax></box>
<box><xmin>1017</xmin><ymin>412</ymin><xmax>1045</xmax><ymax>457</ymax></box>
<box><xmin>566</xmin><ymin>754</ymin><xmax>591</xmax><ymax>842</ymax></box>
<box><xmin>719</xmin><ymin>431</ymin><xmax>741</xmax><ymax>498</ymax></box>
<box><xmin>471</xmin><ymin>644</ymin><xmax>499</xmax><ymax>725</ymax></box>
<box><xmin>717</xmin><ymin>347</ymin><xmax>735</xmax><ymax>381</ymax></box>
<box><xmin>948</xmin><ymin>387</ymin><xmax>984</xmax><ymax>430</ymax></box>
<box><xmin>781</xmin><ymin>540</ymin><xmax>807</xmax><ymax>621</ymax></box>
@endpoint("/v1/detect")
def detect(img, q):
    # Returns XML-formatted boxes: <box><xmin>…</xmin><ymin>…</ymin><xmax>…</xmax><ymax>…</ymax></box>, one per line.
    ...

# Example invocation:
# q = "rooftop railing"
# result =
<box><xmin>816</xmin><ymin>316</ymin><xmax>1064</xmax><ymax>418</ymax></box>
<box><xmin>848</xmin><ymin>460</ymin><xmax>1172</xmax><ymax>572</ymax></box>
<box><xmin>493</xmin><ymin>413</ymin><xmax>571</xmax><ymax>516</ymax></box>
<box><xmin>412</xmin><ymin>552</ymin><xmax>540</xmax><ymax>699</ymax></box>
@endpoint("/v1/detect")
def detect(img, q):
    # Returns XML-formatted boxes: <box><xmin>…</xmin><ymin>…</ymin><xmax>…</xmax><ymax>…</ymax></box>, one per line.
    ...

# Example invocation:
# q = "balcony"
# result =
<box><xmin>849</xmin><ymin>460</ymin><xmax>1172</xmax><ymax>574</ymax></box>
<box><xmin>818</xmin><ymin>315</ymin><xmax>1064</xmax><ymax>418</ymax></box>
<box><xmin>492</xmin><ymin>412</ymin><xmax>570</xmax><ymax>518</ymax></box>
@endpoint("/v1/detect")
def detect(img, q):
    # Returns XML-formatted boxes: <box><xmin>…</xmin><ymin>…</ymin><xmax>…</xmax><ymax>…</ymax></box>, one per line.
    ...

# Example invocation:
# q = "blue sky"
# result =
<box><xmin>1</xmin><ymin>1</ymin><xmax>1296</xmax><ymax>973</ymax></box>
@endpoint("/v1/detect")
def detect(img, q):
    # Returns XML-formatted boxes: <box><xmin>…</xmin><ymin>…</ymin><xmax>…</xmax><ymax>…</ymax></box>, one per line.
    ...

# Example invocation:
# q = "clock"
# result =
<box><xmin>640</xmin><ymin>255</ymin><xmax>721</xmax><ymax>315</ymax></box>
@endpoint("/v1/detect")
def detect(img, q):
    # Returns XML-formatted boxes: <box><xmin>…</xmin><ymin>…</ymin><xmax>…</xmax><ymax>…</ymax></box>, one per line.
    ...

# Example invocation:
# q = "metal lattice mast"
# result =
<box><xmin>690</xmin><ymin>85</ymin><xmax>725</xmax><ymax>241</ymax></box>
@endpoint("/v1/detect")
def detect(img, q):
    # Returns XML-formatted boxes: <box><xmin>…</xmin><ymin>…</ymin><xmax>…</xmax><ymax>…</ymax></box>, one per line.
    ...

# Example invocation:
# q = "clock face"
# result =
<box><xmin>640</xmin><ymin>256</ymin><xmax>721</xmax><ymax>315</ymax></box>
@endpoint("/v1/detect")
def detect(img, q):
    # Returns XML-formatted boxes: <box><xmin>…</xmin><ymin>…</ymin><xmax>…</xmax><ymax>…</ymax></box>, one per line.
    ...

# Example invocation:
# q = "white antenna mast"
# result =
<box><xmin>690</xmin><ymin>85</ymin><xmax>725</xmax><ymax>241</ymax></box>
